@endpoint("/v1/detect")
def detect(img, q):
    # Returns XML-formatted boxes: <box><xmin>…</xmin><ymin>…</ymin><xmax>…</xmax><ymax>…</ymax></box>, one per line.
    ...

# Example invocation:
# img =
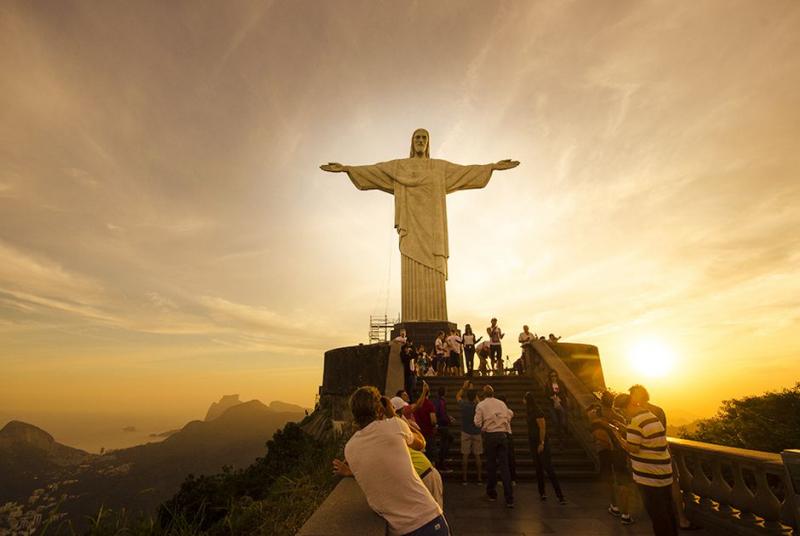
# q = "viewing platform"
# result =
<box><xmin>308</xmin><ymin>338</ymin><xmax>800</xmax><ymax>535</ymax></box>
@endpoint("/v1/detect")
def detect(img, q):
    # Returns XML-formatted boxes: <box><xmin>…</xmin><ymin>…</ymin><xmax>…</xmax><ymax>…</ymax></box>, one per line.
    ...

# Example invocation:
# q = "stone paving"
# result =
<box><xmin>443</xmin><ymin>480</ymin><xmax>712</xmax><ymax>535</ymax></box>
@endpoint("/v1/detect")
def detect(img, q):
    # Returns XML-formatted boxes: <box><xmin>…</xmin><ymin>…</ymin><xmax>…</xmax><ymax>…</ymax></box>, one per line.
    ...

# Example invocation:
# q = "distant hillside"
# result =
<box><xmin>0</xmin><ymin>421</ymin><xmax>95</xmax><ymax>502</ymax></box>
<box><xmin>204</xmin><ymin>395</ymin><xmax>309</xmax><ymax>422</ymax></box>
<box><xmin>269</xmin><ymin>400</ymin><xmax>309</xmax><ymax>413</ymax></box>
<box><xmin>0</xmin><ymin>400</ymin><xmax>305</xmax><ymax>528</ymax></box>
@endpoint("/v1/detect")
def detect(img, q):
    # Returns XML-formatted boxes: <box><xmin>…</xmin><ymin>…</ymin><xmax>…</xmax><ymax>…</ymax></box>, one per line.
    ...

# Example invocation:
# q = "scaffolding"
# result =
<box><xmin>369</xmin><ymin>314</ymin><xmax>400</xmax><ymax>343</ymax></box>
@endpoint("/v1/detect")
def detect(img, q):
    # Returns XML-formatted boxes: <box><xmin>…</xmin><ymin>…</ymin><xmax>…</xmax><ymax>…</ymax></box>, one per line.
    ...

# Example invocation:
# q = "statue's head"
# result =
<box><xmin>409</xmin><ymin>128</ymin><xmax>430</xmax><ymax>158</ymax></box>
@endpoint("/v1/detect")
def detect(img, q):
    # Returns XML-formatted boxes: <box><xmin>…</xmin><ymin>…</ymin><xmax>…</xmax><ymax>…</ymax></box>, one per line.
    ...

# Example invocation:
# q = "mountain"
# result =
<box><xmin>0</xmin><ymin>421</ymin><xmax>95</xmax><ymax>502</ymax></box>
<box><xmin>0</xmin><ymin>400</ymin><xmax>306</xmax><ymax>528</ymax></box>
<box><xmin>269</xmin><ymin>400</ymin><xmax>308</xmax><ymax>413</ymax></box>
<box><xmin>204</xmin><ymin>394</ymin><xmax>242</xmax><ymax>421</ymax></box>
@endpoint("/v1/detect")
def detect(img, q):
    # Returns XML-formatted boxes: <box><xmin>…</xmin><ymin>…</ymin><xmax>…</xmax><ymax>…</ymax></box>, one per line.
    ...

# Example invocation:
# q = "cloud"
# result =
<box><xmin>0</xmin><ymin>241</ymin><xmax>105</xmax><ymax>305</ymax></box>
<box><xmin>197</xmin><ymin>295</ymin><xmax>343</xmax><ymax>353</ymax></box>
<box><xmin>145</xmin><ymin>291</ymin><xmax>178</xmax><ymax>312</ymax></box>
<box><xmin>0</xmin><ymin>287</ymin><xmax>113</xmax><ymax>323</ymax></box>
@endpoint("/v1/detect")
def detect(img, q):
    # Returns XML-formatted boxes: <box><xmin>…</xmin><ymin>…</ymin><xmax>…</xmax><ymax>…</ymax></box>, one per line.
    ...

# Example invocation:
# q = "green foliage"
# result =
<box><xmin>158</xmin><ymin>419</ymin><xmax>340</xmax><ymax>535</ymax></box>
<box><xmin>63</xmin><ymin>415</ymin><xmax>341</xmax><ymax>535</ymax></box>
<box><xmin>681</xmin><ymin>382</ymin><xmax>800</xmax><ymax>452</ymax></box>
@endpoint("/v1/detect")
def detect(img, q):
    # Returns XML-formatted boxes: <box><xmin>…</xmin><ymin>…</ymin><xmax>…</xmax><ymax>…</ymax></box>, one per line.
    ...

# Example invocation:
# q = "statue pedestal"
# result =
<box><xmin>392</xmin><ymin>321</ymin><xmax>457</xmax><ymax>354</ymax></box>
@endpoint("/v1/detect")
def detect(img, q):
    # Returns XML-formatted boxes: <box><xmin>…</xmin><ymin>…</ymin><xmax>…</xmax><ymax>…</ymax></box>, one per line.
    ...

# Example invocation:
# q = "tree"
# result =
<box><xmin>681</xmin><ymin>383</ymin><xmax>800</xmax><ymax>453</ymax></box>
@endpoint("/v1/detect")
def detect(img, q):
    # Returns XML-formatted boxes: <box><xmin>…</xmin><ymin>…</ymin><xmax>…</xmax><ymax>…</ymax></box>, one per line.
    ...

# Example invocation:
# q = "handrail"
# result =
<box><xmin>668</xmin><ymin>438</ymin><xmax>795</xmax><ymax>535</ymax></box>
<box><xmin>296</xmin><ymin>478</ymin><xmax>386</xmax><ymax>536</ymax></box>
<box><xmin>528</xmin><ymin>340</ymin><xmax>600</xmax><ymax>468</ymax></box>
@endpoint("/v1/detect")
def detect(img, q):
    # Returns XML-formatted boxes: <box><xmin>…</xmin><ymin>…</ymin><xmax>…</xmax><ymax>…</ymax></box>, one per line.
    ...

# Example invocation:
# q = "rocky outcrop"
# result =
<box><xmin>0</xmin><ymin>421</ymin><xmax>92</xmax><ymax>467</ymax></box>
<box><xmin>204</xmin><ymin>394</ymin><xmax>243</xmax><ymax>421</ymax></box>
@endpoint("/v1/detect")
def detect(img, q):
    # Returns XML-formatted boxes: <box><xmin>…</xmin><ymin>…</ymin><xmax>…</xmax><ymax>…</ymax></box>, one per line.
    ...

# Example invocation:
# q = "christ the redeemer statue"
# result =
<box><xmin>321</xmin><ymin>128</ymin><xmax>519</xmax><ymax>322</ymax></box>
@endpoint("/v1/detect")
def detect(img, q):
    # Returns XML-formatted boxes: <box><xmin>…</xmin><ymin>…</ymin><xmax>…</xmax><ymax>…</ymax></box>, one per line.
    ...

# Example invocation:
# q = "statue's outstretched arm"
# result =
<box><xmin>492</xmin><ymin>159</ymin><xmax>520</xmax><ymax>171</ymax></box>
<box><xmin>321</xmin><ymin>161</ymin><xmax>395</xmax><ymax>194</ymax></box>
<box><xmin>445</xmin><ymin>159</ymin><xmax>520</xmax><ymax>193</ymax></box>
<box><xmin>320</xmin><ymin>162</ymin><xmax>347</xmax><ymax>173</ymax></box>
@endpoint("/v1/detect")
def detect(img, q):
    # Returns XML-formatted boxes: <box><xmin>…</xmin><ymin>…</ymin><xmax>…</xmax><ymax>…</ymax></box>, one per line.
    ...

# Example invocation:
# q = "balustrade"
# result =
<box><xmin>669</xmin><ymin>438</ymin><xmax>795</xmax><ymax>535</ymax></box>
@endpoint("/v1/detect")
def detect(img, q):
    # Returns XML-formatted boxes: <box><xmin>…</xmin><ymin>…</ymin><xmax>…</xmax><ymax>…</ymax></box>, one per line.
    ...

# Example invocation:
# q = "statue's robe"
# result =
<box><xmin>346</xmin><ymin>158</ymin><xmax>494</xmax><ymax>322</ymax></box>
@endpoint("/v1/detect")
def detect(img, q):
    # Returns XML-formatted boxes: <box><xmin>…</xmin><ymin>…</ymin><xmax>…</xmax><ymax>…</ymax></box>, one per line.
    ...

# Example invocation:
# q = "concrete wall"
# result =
<box><xmin>321</xmin><ymin>343</ymin><xmax>391</xmax><ymax>396</ymax></box>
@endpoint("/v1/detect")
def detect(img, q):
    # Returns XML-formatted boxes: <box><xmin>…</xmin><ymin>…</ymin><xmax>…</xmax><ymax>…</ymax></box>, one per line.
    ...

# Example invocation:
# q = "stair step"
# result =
<box><xmin>418</xmin><ymin>374</ymin><xmax>597</xmax><ymax>479</ymax></box>
<box><xmin>439</xmin><ymin>469</ymin><xmax>599</xmax><ymax>481</ymax></box>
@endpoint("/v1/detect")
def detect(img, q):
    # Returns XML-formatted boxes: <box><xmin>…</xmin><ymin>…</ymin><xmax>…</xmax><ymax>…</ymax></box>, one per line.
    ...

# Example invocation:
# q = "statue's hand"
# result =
<box><xmin>320</xmin><ymin>162</ymin><xmax>346</xmax><ymax>173</ymax></box>
<box><xmin>493</xmin><ymin>159</ymin><xmax>520</xmax><ymax>171</ymax></box>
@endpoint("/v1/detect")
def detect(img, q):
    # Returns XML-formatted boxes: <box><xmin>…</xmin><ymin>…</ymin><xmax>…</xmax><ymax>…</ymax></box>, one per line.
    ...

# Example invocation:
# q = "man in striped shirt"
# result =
<box><xmin>613</xmin><ymin>393</ymin><xmax>677</xmax><ymax>536</ymax></box>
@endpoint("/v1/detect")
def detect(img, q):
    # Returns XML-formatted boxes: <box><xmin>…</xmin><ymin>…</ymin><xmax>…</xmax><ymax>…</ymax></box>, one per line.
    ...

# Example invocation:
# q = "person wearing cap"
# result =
<box><xmin>474</xmin><ymin>384</ymin><xmax>514</xmax><ymax>507</ymax></box>
<box><xmin>393</xmin><ymin>381</ymin><xmax>432</xmax><ymax>423</ymax></box>
<box><xmin>333</xmin><ymin>386</ymin><xmax>449</xmax><ymax>535</ymax></box>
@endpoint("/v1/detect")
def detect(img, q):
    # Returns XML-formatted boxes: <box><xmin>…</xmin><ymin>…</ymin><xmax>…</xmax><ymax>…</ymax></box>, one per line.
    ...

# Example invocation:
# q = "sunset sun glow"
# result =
<box><xmin>628</xmin><ymin>338</ymin><xmax>677</xmax><ymax>379</ymax></box>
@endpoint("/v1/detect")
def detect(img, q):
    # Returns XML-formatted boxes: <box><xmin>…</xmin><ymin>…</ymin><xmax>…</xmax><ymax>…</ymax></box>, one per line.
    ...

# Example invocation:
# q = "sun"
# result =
<box><xmin>628</xmin><ymin>338</ymin><xmax>676</xmax><ymax>378</ymax></box>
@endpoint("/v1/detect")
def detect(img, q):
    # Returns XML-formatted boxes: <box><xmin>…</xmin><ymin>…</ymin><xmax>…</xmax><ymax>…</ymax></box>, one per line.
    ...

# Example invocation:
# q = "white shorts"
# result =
<box><xmin>422</xmin><ymin>467</ymin><xmax>444</xmax><ymax>508</ymax></box>
<box><xmin>460</xmin><ymin>432</ymin><xmax>483</xmax><ymax>455</ymax></box>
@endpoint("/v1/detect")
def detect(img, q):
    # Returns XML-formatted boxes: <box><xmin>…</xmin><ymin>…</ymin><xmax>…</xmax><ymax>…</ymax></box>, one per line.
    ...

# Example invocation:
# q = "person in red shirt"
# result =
<box><xmin>414</xmin><ymin>380</ymin><xmax>438</xmax><ymax>463</ymax></box>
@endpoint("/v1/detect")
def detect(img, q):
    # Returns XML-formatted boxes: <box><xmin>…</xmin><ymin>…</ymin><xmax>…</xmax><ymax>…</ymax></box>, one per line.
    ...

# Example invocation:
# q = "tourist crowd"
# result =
<box><xmin>331</xmin><ymin>318</ymin><xmax>693</xmax><ymax>535</ymax></box>
<box><xmin>395</xmin><ymin>319</ymin><xmax>562</xmax><ymax>388</ymax></box>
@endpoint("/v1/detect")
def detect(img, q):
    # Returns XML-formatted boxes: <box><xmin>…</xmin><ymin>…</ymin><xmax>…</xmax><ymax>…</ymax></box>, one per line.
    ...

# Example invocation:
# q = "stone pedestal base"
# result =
<box><xmin>392</xmin><ymin>321</ymin><xmax>457</xmax><ymax>354</ymax></box>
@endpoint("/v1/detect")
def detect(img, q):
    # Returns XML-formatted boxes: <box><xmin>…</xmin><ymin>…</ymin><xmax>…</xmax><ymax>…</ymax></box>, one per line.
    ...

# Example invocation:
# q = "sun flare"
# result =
<box><xmin>628</xmin><ymin>338</ymin><xmax>676</xmax><ymax>379</ymax></box>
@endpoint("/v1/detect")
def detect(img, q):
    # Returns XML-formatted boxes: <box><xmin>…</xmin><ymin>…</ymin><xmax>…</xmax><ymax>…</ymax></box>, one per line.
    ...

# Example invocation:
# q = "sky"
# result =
<box><xmin>1</xmin><ymin>0</ymin><xmax>799</xmax><ymax>445</ymax></box>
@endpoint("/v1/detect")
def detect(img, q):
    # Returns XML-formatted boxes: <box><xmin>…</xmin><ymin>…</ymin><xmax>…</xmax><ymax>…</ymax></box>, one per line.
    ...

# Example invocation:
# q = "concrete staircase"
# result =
<box><xmin>421</xmin><ymin>375</ymin><xmax>597</xmax><ymax>481</ymax></box>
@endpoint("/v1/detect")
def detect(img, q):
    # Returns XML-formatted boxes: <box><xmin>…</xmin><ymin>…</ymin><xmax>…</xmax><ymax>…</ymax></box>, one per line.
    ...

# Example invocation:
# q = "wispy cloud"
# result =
<box><xmin>0</xmin><ymin>241</ymin><xmax>105</xmax><ymax>304</ymax></box>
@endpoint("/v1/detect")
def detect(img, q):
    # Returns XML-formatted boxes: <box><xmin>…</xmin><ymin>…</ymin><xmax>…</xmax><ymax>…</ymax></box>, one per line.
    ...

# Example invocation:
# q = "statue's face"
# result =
<box><xmin>412</xmin><ymin>130</ymin><xmax>429</xmax><ymax>155</ymax></box>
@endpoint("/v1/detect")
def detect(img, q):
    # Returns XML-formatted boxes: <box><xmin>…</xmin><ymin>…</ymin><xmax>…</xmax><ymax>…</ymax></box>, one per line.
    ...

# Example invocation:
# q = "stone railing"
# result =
<box><xmin>669</xmin><ymin>438</ymin><xmax>797</xmax><ymax>535</ymax></box>
<box><xmin>296</xmin><ymin>478</ymin><xmax>386</xmax><ymax>536</ymax></box>
<box><xmin>528</xmin><ymin>340</ymin><xmax>600</xmax><ymax>468</ymax></box>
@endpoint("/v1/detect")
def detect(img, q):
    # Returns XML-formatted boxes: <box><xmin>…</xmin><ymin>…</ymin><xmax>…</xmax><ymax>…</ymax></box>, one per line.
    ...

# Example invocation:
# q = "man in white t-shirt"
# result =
<box><xmin>487</xmin><ymin>318</ymin><xmax>504</xmax><ymax>374</ymax></box>
<box><xmin>518</xmin><ymin>325</ymin><xmax>536</xmax><ymax>371</ymax></box>
<box><xmin>333</xmin><ymin>386</ymin><xmax>449</xmax><ymax>535</ymax></box>
<box><xmin>445</xmin><ymin>329</ymin><xmax>462</xmax><ymax>376</ymax></box>
<box><xmin>474</xmin><ymin>385</ymin><xmax>514</xmax><ymax>507</ymax></box>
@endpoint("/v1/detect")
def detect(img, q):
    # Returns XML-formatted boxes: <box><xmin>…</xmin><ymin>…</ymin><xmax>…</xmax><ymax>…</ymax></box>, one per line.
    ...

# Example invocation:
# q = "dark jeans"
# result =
<box><xmin>464</xmin><ymin>346</ymin><xmax>475</xmax><ymax>375</ymax></box>
<box><xmin>638</xmin><ymin>484</ymin><xmax>678</xmax><ymax>536</ymax></box>
<box><xmin>436</xmin><ymin>426</ymin><xmax>452</xmax><ymax>469</ymax></box>
<box><xmin>490</xmin><ymin>344</ymin><xmax>502</xmax><ymax>362</ymax></box>
<box><xmin>550</xmin><ymin>406</ymin><xmax>568</xmax><ymax>442</ymax></box>
<box><xmin>484</xmin><ymin>432</ymin><xmax>513</xmax><ymax>504</ymax></box>
<box><xmin>402</xmin><ymin>514</ymin><xmax>449</xmax><ymax>536</ymax></box>
<box><xmin>528</xmin><ymin>434</ymin><xmax>563</xmax><ymax>499</ymax></box>
<box><xmin>506</xmin><ymin>433</ymin><xmax>517</xmax><ymax>481</ymax></box>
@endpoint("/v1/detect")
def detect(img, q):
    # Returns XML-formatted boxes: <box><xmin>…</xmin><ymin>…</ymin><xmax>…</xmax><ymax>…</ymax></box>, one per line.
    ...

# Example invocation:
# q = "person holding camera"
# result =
<box><xmin>588</xmin><ymin>392</ymin><xmax>633</xmax><ymax>525</ymax></box>
<box><xmin>613</xmin><ymin>393</ymin><xmax>677</xmax><ymax>536</ymax></box>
